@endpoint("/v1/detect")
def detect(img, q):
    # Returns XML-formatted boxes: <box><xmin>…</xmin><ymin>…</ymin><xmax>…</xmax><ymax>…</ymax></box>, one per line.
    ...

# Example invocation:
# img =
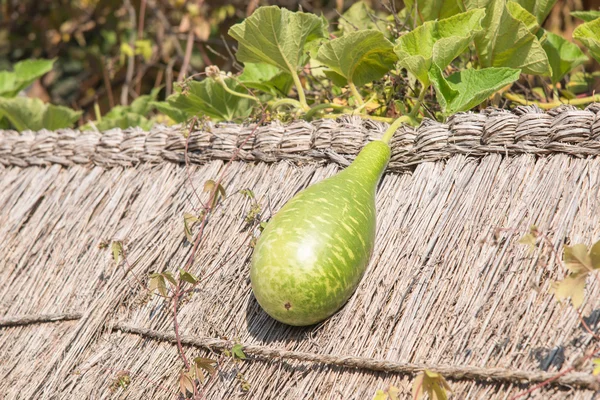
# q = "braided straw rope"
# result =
<box><xmin>1</xmin><ymin>104</ymin><xmax>599</xmax><ymax>171</ymax></box>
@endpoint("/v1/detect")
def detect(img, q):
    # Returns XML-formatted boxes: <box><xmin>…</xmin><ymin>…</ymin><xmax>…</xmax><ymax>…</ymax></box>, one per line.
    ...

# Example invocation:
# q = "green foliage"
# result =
<box><xmin>372</xmin><ymin>385</ymin><xmax>400</xmax><ymax>400</ymax></box>
<box><xmin>551</xmin><ymin>242</ymin><xmax>600</xmax><ymax>308</ymax></box>
<box><xmin>168</xmin><ymin>78</ymin><xmax>253</xmax><ymax>122</ymax></box>
<box><xmin>317</xmin><ymin>30</ymin><xmax>397</xmax><ymax>88</ymax></box>
<box><xmin>394</xmin><ymin>9</ymin><xmax>485</xmax><ymax>87</ymax></box>
<box><xmin>337</xmin><ymin>2</ymin><xmax>392</xmax><ymax>36</ymax></box>
<box><xmin>403</xmin><ymin>0</ymin><xmax>462</xmax><ymax>25</ymax></box>
<box><xmin>429</xmin><ymin>66</ymin><xmax>520</xmax><ymax>114</ymax></box>
<box><xmin>238</xmin><ymin>63</ymin><xmax>294</xmax><ymax>97</ymax></box>
<box><xmin>0</xmin><ymin>97</ymin><xmax>81</xmax><ymax>131</ymax></box>
<box><xmin>0</xmin><ymin>59</ymin><xmax>55</xmax><ymax>98</ymax></box>
<box><xmin>468</xmin><ymin>0</ymin><xmax>550</xmax><ymax>75</ymax></box>
<box><xmin>573</xmin><ymin>18</ymin><xmax>600</xmax><ymax>64</ymax></box>
<box><xmin>541</xmin><ymin>30</ymin><xmax>588</xmax><ymax>84</ymax></box>
<box><xmin>571</xmin><ymin>10</ymin><xmax>600</xmax><ymax>22</ymax></box>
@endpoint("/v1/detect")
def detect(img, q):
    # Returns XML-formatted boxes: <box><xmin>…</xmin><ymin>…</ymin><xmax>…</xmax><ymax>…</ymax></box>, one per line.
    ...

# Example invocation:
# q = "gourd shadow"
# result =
<box><xmin>245</xmin><ymin>293</ymin><xmax>317</xmax><ymax>344</ymax></box>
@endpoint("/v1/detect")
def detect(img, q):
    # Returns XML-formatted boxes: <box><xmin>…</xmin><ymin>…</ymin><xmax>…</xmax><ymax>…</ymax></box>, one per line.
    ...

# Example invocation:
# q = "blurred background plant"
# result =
<box><xmin>0</xmin><ymin>0</ymin><xmax>599</xmax><ymax>130</ymax></box>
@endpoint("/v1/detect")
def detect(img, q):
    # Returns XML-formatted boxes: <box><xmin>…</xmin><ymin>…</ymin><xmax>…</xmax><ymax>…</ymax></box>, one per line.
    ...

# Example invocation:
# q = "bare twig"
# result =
<box><xmin>121</xmin><ymin>0</ymin><xmax>137</xmax><ymax>106</ymax></box>
<box><xmin>178</xmin><ymin>30</ymin><xmax>195</xmax><ymax>82</ymax></box>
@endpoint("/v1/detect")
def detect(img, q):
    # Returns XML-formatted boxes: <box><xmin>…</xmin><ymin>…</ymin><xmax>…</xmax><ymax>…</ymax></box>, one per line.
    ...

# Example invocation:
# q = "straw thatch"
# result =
<box><xmin>2</xmin><ymin>104</ymin><xmax>600</xmax><ymax>399</ymax></box>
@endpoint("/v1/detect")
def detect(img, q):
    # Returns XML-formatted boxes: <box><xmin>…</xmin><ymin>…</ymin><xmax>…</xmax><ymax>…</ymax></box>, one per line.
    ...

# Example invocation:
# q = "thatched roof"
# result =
<box><xmin>2</xmin><ymin>104</ymin><xmax>600</xmax><ymax>399</ymax></box>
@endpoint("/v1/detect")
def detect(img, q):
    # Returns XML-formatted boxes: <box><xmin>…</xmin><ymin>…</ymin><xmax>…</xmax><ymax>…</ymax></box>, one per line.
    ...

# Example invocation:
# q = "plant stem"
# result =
<box><xmin>289</xmin><ymin>69</ymin><xmax>310</xmax><ymax>111</ymax></box>
<box><xmin>215</xmin><ymin>75</ymin><xmax>257</xmax><ymax>102</ymax></box>
<box><xmin>321</xmin><ymin>113</ymin><xmax>395</xmax><ymax>123</ymax></box>
<box><xmin>503</xmin><ymin>92</ymin><xmax>600</xmax><ymax>110</ymax></box>
<box><xmin>271</xmin><ymin>98</ymin><xmax>303</xmax><ymax>110</ymax></box>
<box><xmin>409</xmin><ymin>84</ymin><xmax>428</xmax><ymax>118</ymax></box>
<box><xmin>303</xmin><ymin>103</ymin><xmax>351</xmax><ymax>120</ymax></box>
<box><xmin>348</xmin><ymin>81</ymin><xmax>365</xmax><ymax>107</ymax></box>
<box><xmin>94</xmin><ymin>102</ymin><xmax>102</xmax><ymax>122</ymax></box>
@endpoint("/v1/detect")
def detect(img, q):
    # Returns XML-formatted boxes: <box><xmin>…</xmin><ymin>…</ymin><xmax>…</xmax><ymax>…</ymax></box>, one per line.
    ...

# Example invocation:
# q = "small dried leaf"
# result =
<box><xmin>231</xmin><ymin>343</ymin><xmax>247</xmax><ymax>360</ymax></box>
<box><xmin>240</xmin><ymin>189</ymin><xmax>255</xmax><ymax>199</ymax></box>
<box><xmin>518</xmin><ymin>233</ymin><xmax>536</xmax><ymax>252</ymax></box>
<box><xmin>551</xmin><ymin>272</ymin><xmax>587</xmax><ymax>308</ymax></box>
<box><xmin>148</xmin><ymin>273</ymin><xmax>168</xmax><ymax>297</ymax></box>
<box><xmin>590</xmin><ymin>240</ymin><xmax>600</xmax><ymax>269</ymax></box>
<box><xmin>180</xmin><ymin>270</ymin><xmax>199</xmax><ymax>285</ymax></box>
<box><xmin>194</xmin><ymin>357</ymin><xmax>217</xmax><ymax>383</ymax></box>
<box><xmin>183</xmin><ymin>213</ymin><xmax>199</xmax><ymax>243</ymax></box>
<box><xmin>372</xmin><ymin>390</ymin><xmax>388</xmax><ymax>400</ymax></box>
<box><xmin>112</xmin><ymin>241</ymin><xmax>123</xmax><ymax>266</ymax></box>
<box><xmin>162</xmin><ymin>271</ymin><xmax>177</xmax><ymax>286</ymax></box>
<box><xmin>413</xmin><ymin>370</ymin><xmax>451</xmax><ymax>400</ymax></box>
<box><xmin>563</xmin><ymin>244</ymin><xmax>593</xmax><ymax>273</ymax></box>
<box><xmin>203</xmin><ymin>179</ymin><xmax>226</xmax><ymax>208</ymax></box>
<box><xmin>179</xmin><ymin>370</ymin><xmax>195</xmax><ymax>395</ymax></box>
<box><xmin>592</xmin><ymin>358</ymin><xmax>600</xmax><ymax>375</ymax></box>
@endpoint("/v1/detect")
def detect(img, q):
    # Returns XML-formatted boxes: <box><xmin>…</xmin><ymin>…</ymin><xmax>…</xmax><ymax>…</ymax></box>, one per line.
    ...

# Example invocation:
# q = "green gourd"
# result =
<box><xmin>250</xmin><ymin>136</ymin><xmax>393</xmax><ymax>326</ymax></box>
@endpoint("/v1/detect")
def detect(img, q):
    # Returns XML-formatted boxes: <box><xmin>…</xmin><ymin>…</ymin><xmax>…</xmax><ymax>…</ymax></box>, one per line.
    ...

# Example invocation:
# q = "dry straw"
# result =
<box><xmin>1</xmin><ymin>104</ymin><xmax>600</xmax><ymax>399</ymax></box>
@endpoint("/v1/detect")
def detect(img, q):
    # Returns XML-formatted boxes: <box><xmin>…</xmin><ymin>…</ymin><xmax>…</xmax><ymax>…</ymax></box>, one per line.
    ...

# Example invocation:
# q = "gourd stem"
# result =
<box><xmin>503</xmin><ymin>92</ymin><xmax>600</xmax><ymax>110</ymax></box>
<box><xmin>381</xmin><ymin>115</ymin><xmax>411</xmax><ymax>144</ymax></box>
<box><xmin>215</xmin><ymin>75</ymin><xmax>258</xmax><ymax>102</ymax></box>
<box><xmin>348</xmin><ymin>81</ymin><xmax>365</xmax><ymax>107</ymax></box>
<box><xmin>409</xmin><ymin>84</ymin><xmax>428</xmax><ymax>118</ymax></box>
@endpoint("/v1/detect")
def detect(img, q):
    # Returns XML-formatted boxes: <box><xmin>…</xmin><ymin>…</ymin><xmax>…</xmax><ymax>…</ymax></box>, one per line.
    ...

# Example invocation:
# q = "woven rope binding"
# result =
<box><xmin>1</xmin><ymin>104</ymin><xmax>599</xmax><ymax>171</ymax></box>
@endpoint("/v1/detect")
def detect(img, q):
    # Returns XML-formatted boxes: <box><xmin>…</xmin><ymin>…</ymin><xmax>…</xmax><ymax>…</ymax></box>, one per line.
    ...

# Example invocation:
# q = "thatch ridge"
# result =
<box><xmin>1</xmin><ymin>103</ymin><xmax>599</xmax><ymax>172</ymax></box>
<box><xmin>2</xmin><ymin>106</ymin><xmax>600</xmax><ymax>399</ymax></box>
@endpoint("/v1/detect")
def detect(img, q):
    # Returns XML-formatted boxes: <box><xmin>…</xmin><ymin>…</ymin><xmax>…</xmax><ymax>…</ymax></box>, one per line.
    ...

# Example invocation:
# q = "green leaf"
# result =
<box><xmin>168</xmin><ymin>78</ymin><xmax>252</xmax><ymax>122</ymax></box>
<box><xmin>518</xmin><ymin>233</ymin><xmax>537</xmax><ymax>252</ymax></box>
<box><xmin>429</xmin><ymin>65</ymin><xmax>520</xmax><ymax>114</ymax></box>
<box><xmin>240</xmin><ymin>189</ymin><xmax>255</xmax><ymax>199</ymax></box>
<box><xmin>228</xmin><ymin>6</ymin><xmax>327</xmax><ymax>73</ymax></box>
<box><xmin>231</xmin><ymin>344</ymin><xmax>247</xmax><ymax>359</ymax></box>
<box><xmin>151</xmin><ymin>100</ymin><xmax>189</xmax><ymax>124</ymax></box>
<box><xmin>574</xmin><ymin>18</ymin><xmax>600</xmax><ymax>64</ymax></box>
<box><xmin>180</xmin><ymin>270</ymin><xmax>199</xmax><ymax>285</ymax></box>
<box><xmin>507</xmin><ymin>1</ymin><xmax>540</xmax><ymax>34</ymax></box>
<box><xmin>592</xmin><ymin>358</ymin><xmax>600</xmax><ymax>375</ymax></box>
<box><xmin>203</xmin><ymin>179</ymin><xmax>226</xmax><ymax>208</ymax></box>
<box><xmin>403</xmin><ymin>0</ymin><xmax>463</xmax><ymax>25</ymax></box>
<box><xmin>0</xmin><ymin>59</ymin><xmax>55</xmax><ymax>98</ymax></box>
<box><xmin>134</xmin><ymin>39</ymin><xmax>153</xmax><ymax>62</ymax></box>
<box><xmin>130</xmin><ymin>86</ymin><xmax>161</xmax><ymax>116</ymax></box>
<box><xmin>317</xmin><ymin>30</ymin><xmax>397</xmax><ymax>88</ymax></box>
<box><xmin>511</xmin><ymin>0</ymin><xmax>556</xmax><ymax>25</ymax></box>
<box><xmin>551</xmin><ymin>272</ymin><xmax>587</xmax><ymax>308</ymax></box>
<box><xmin>338</xmin><ymin>1</ymin><xmax>391</xmax><ymax>36</ymax></box>
<box><xmin>467</xmin><ymin>0</ymin><xmax>550</xmax><ymax>75</ymax></box>
<box><xmin>394</xmin><ymin>9</ymin><xmax>486</xmax><ymax>86</ymax></box>
<box><xmin>541</xmin><ymin>30</ymin><xmax>588</xmax><ymax>84</ymax></box>
<box><xmin>571</xmin><ymin>10</ymin><xmax>600</xmax><ymax>22</ymax></box>
<box><xmin>238</xmin><ymin>63</ymin><xmax>293</xmax><ymax>97</ymax></box>
<box><xmin>0</xmin><ymin>97</ymin><xmax>81</xmax><ymax>131</ymax></box>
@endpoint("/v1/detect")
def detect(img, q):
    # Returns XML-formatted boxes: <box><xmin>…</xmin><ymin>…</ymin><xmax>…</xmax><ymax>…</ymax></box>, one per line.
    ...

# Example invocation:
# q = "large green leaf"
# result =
<box><xmin>228</xmin><ymin>6</ymin><xmax>327</xmax><ymax>74</ymax></box>
<box><xmin>571</xmin><ymin>11</ymin><xmax>600</xmax><ymax>22</ymax></box>
<box><xmin>468</xmin><ymin>0</ymin><xmax>550</xmax><ymax>75</ymax></box>
<box><xmin>574</xmin><ymin>17</ymin><xmax>600</xmax><ymax>63</ymax></box>
<box><xmin>337</xmin><ymin>1</ymin><xmax>391</xmax><ymax>36</ymax></box>
<box><xmin>403</xmin><ymin>0</ymin><xmax>462</xmax><ymax>25</ymax></box>
<box><xmin>429</xmin><ymin>65</ymin><xmax>520</xmax><ymax>113</ymax></box>
<box><xmin>0</xmin><ymin>59</ymin><xmax>55</xmax><ymax>98</ymax></box>
<box><xmin>394</xmin><ymin>9</ymin><xmax>485</xmax><ymax>86</ymax></box>
<box><xmin>168</xmin><ymin>78</ymin><xmax>253</xmax><ymax>122</ymax></box>
<box><xmin>316</xmin><ymin>30</ymin><xmax>397</xmax><ymax>88</ymax></box>
<box><xmin>0</xmin><ymin>97</ymin><xmax>81</xmax><ymax>131</ymax></box>
<box><xmin>238</xmin><ymin>63</ymin><xmax>293</xmax><ymax>96</ymax></box>
<box><xmin>541</xmin><ymin>30</ymin><xmax>587</xmax><ymax>84</ymax></box>
<box><xmin>129</xmin><ymin>86</ymin><xmax>161</xmax><ymax>116</ymax></box>
<box><xmin>512</xmin><ymin>0</ymin><xmax>556</xmax><ymax>24</ymax></box>
<box><xmin>152</xmin><ymin>99</ymin><xmax>190</xmax><ymax>124</ymax></box>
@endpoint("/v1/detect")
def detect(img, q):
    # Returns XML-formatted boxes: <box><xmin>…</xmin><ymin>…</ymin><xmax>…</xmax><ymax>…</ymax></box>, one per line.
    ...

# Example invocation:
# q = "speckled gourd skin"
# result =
<box><xmin>250</xmin><ymin>140</ymin><xmax>391</xmax><ymax>326</ymax></box>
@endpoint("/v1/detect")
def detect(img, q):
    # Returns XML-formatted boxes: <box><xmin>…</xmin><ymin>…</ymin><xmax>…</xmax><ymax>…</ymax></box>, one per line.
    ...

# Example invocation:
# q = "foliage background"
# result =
<box><xmin>0</xmin><ymin>0</ymin><xmax>599</xmax><ymax>124</ymax></box>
